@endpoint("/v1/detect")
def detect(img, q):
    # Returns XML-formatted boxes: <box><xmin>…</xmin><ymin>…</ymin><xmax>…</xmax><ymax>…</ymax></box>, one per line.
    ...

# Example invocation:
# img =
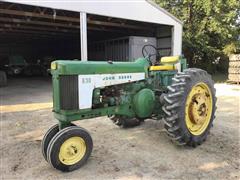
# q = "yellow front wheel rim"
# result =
<box><xmin>59</xmin><ymin>136</ymin><xmax>86</xmax><ymax>165</ymax></box>
<box><xmin>185</xmin><ymin>82</ymin><xmax>213</xmax><ymax>136</ymax></box>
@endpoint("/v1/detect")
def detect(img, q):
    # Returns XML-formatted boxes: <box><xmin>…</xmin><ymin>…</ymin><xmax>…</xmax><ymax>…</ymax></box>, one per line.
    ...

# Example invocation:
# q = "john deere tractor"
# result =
<box><xmin>42</xmin><ymin>45</ymin><xmax>216</xmax><ymax>172</ymax></box>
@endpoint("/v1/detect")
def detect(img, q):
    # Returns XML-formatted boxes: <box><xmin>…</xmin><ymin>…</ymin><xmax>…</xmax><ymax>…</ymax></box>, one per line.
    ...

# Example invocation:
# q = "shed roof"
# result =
<box><xmin>3</xmin><ymin>0</ymin><xmax>182</xmax><ymax>26</ymax></box>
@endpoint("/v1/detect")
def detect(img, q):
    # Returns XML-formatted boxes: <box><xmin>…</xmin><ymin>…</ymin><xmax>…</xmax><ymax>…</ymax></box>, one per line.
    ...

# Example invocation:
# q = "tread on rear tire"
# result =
<box><xmin>162</xmin><ymin>68</ymin><xmax>217</xmax><ymax>147</ymax></box>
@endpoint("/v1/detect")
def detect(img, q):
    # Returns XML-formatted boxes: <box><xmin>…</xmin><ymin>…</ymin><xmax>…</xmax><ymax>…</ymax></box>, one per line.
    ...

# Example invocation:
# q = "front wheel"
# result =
<box><xmin>41</xmin><ymin>123</ymin><xmax>76</xmax><ymax>162</ymax></box>
<box><xmin>47</xmin><ymin>126</ymin><xmax>93</xmax><ymax>172</ymax></box>
<box><xmin>162</xmin><ymin>68</ymin><xmax>217</xmax><ymax>147</ymax></box>
<box><xmin>41</xmin><ymin>124</ymin><xmax>59</xmax><ymax>162</ymax></box>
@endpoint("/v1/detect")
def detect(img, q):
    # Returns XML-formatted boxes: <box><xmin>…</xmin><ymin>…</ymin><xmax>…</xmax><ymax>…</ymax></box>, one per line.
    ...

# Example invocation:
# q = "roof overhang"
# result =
<box><xmin>3</xmin><ymin>0</ymin><xmax>182</xmax><ymax>26</ymax></box>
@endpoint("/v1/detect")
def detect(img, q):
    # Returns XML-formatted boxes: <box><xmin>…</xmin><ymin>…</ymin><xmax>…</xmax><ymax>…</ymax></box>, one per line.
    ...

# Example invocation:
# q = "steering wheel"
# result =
<box><xmin>142</xmin><ymin>44</ymin><xmax>160</xmax><ymax>65</ymax></box>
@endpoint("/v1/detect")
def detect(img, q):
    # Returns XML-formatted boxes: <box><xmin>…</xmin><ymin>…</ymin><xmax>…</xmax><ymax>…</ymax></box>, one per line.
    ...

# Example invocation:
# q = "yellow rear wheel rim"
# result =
<box><xmin>59</xmin><ymin>136</ymin><xmax>86</xmax><ymax>165</ymax></box>
<box><xmin>185</xmin><ymin>82</ymin><xmax>213</xmax><ymax>136</ymax></box>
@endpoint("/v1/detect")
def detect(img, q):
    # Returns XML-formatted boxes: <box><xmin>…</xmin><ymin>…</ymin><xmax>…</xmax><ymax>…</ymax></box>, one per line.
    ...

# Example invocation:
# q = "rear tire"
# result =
<box><xmin>162</xmin><ymin>68</ymin><xmax>216</xmax><ymax>147</ymax></box>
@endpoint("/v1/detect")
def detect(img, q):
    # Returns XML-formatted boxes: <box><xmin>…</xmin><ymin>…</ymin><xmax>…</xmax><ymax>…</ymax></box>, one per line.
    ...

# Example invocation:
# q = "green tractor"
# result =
<box><xmin>42</xmin><ymin>45</ymin><xmax>216</xmax><ymax>172</ymax></box>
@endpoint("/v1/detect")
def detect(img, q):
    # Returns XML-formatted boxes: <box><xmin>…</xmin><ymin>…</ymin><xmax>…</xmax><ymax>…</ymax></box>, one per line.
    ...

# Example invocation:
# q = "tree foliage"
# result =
<box><xmin>155</xmin><ymin>0</ymin><xmax>240</xmax><ymax>72</ymax></box>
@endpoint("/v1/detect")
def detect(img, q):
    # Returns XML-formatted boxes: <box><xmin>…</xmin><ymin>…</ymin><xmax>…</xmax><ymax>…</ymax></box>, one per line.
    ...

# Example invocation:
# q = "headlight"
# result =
<box><xmin>51</xmin><ymin>62</ymin><xmax>57</xmax><ymax>70</ymax></box>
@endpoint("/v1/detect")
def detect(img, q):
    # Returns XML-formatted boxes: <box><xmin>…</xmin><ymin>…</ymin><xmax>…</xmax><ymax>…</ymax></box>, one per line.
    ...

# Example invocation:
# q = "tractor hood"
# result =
<box><xmin>51</xmin><ymin>58</ymin><xmax>150</xmax><ymax>75</ymax></box>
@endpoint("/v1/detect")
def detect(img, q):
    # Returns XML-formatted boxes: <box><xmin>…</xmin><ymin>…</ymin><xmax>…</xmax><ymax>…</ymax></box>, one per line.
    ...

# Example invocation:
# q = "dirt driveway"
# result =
<box><xmin>0</xmin><ymin>78</ymin><xmax>239</xmax><ymax>179</ymax></box>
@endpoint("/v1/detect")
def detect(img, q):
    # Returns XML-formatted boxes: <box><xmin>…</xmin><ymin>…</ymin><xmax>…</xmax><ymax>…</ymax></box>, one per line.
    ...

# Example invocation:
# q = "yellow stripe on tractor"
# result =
<box><xmin>149</xmin><ymin>65</ymin><xmax>175</xmax><ymax>71</ymax></box>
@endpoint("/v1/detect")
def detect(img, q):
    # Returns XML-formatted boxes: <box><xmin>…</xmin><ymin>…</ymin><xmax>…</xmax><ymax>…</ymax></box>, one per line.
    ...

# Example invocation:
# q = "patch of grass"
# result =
<box><xmin>212</xmin><ymin>73</ymin><xmax>228</xmax><ymax>83</ymax></box>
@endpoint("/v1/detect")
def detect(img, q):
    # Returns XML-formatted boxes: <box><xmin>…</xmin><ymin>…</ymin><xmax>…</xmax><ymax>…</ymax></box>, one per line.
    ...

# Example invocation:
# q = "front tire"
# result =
<box><xmin>162</xmin><ymin>68</ymin><xmax>216</xmax><ymax>147</ymax></box>
<box><xmin>47</xmin><ymin>126</ymin><xmax>93</xmax><ymax>172</ymax></box>
<box><xmin>41</xmin><ymin>123</ymin><xmax>76</xmax><ymax>162</ymax></box>
<box><xmin>41</xmin><ymin>124</ymin><xmax>59</xmax><ymax>162</ymax></box>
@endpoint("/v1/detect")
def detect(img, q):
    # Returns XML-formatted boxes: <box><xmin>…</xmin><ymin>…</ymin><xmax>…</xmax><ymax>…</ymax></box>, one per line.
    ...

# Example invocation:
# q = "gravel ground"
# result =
<box><xmin>0</xmin><ymin>77</ymin><xmax>239</xmax><ymax>180</ymax></box>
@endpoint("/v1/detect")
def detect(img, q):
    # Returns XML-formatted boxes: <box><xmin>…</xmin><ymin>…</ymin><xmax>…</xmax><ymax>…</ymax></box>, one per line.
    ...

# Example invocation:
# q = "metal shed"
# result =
<box><xmin>0</xmin><ymin>0</ymin><xmax>182</xmax><ymax>62</ymax></box>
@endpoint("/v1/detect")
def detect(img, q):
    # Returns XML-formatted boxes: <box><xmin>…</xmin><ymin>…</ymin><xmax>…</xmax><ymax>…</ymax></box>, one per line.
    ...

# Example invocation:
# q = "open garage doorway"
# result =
<box><xmin>0</xmin><ymin>1</ymin><xmax>175</xmax><ymax>79</ymax></box>
<box><xmin>0</xmin><ymin>1</ymin><xmax>81</xmax><ymax>79</ymax></box>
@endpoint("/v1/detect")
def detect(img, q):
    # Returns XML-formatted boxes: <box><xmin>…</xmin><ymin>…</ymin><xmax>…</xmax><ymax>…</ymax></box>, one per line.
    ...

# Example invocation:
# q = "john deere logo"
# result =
<box><xmin>103</xmin><ymin>75</ymin><xmax>132</xmax><ymax>81</ymax></box>
<box><xmin>119</xmin><ymin>75</ymin><xmax>132</xmax><ymax>79</ymax></box>
<box><xmin>103</xmin><ymin>76</ymin><xmax>115</xmax><ymax>80</ymax></box>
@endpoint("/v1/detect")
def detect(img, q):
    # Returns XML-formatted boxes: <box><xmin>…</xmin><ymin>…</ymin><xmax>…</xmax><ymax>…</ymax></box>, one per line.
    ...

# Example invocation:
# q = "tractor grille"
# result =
<box><xmin>59</xmin><ymin>75</ymin><xmax>79</xmax><ymax>110</ymax></box>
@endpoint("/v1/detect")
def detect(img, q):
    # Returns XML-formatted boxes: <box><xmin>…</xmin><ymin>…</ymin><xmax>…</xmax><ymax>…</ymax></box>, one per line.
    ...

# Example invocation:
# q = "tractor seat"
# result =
<box><xmin>161</xmin><ymin>56</ymin><xmax>179</xmax><ymax>64</ymax></box>
<box><xmin>149</xmin><ymin>56</ymin><xmax>180</xmax><ymax>71</ymax></box>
